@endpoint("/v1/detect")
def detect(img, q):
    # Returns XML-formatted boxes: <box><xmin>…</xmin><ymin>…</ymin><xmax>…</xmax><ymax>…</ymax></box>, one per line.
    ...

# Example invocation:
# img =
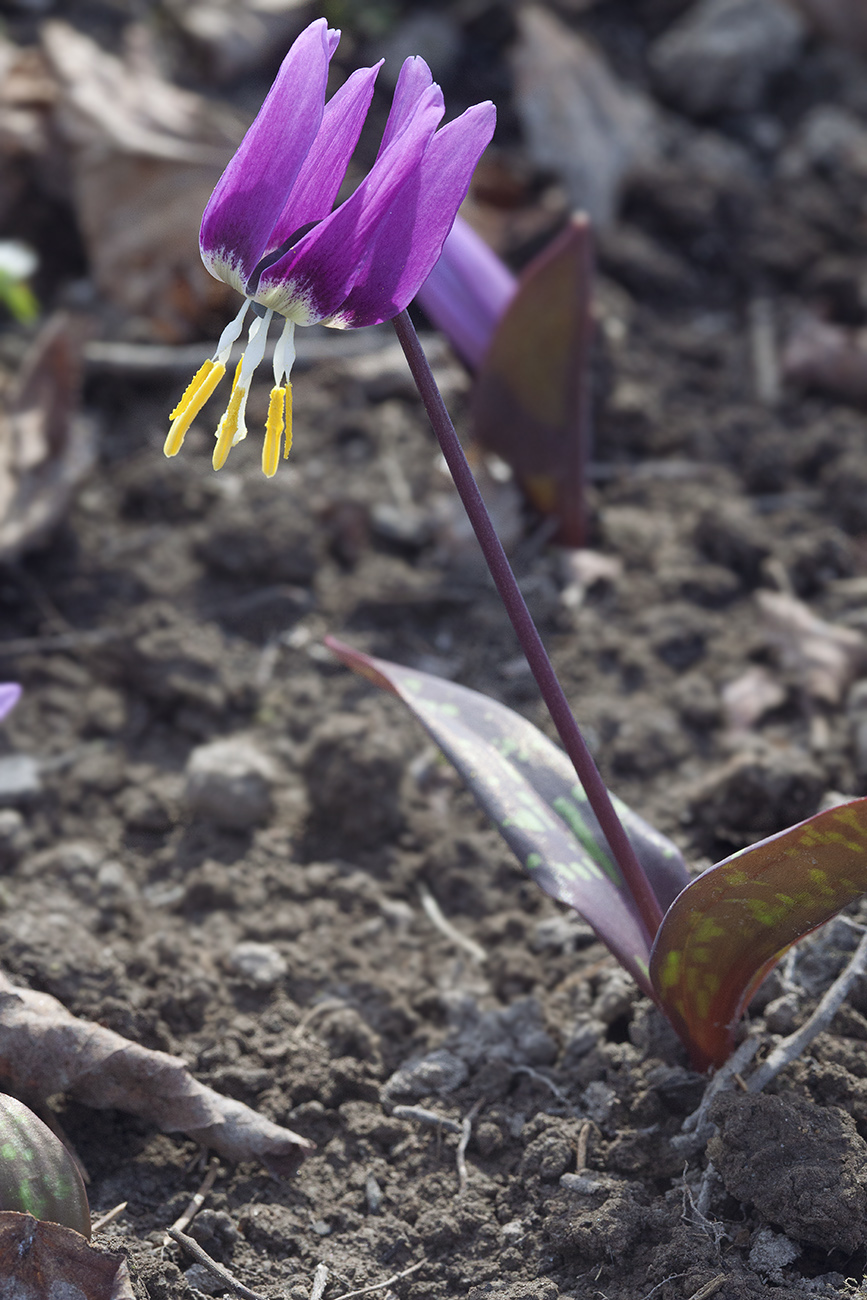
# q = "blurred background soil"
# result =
<box><xmin>4</xmin><ymin>1</ymin><xmax>867</xmax><ymax>1297</ymax></box>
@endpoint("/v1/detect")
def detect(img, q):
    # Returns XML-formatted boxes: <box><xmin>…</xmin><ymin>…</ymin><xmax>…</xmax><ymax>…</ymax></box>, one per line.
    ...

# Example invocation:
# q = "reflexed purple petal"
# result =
<box><xmin>328</xmin><ymin>102</ymin><xmax>497</xmax><ymax>328</ymax></box>
<box><xmin>375</xmin><ymin>56</ymin><xmax>439</xmax><ymax>160</ymax></box>
<box><xmin>200</xmin><ymin>19</ymin><xmax>338</xmax><ymax>293</ymax></box>
<box><xmin>264</xmin><ymin>62</ymin><xmax>382</xmax><ymax>255</ymax></box>
<box><xmin>0</xmin><ymin>684</ymin><xmax>21</xmax><ymax>722</ymax></box>
<box><xmin>255</xmin><ymin>83</ymin><xmax>446</xmax><ymax>323</ymax></box>
<box><xmin>416</xmin><ymin>214</ymin><xmax>516</xmax><ymax>368</ymax></box>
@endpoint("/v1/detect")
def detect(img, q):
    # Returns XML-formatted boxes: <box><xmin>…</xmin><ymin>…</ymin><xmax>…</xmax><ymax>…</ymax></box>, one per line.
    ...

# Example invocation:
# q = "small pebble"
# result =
<box><xmin>182</xmin><ymin>1264</ymin><xmax>222</xmax><ymax>1296</ymax></box>
<box><xmin>365</xmin><ymin>1172</ymin><xmax>383</xmax><ymax>1214</ymax></box>
<box><xmin>225</xmin><ymin>941</ymin><xmax>287</xmax><ymax>989</ymax></box>
<box><xmin>0</xmin><ymin>755</ymin><xmax>41</xmax><ymax>806</ymax></box>
<box><xmin>185</xmin><ymin>737</ymin><xmax>275</xmax><ymax>830</ymax></box>
<box><xmin>749</xmin><ymin>1226</ymin><xmax>800</xmax><ymax>1282</ymax></box>
<box><xmin>382</xmin><ymin>1049</ymin><xmax>469</xmax><ymax>1101</ymax></box>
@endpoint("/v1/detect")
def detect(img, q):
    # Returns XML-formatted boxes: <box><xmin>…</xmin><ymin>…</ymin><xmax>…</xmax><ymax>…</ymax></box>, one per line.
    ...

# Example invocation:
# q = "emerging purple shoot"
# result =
<box><xmin>165</xmin><ymin>18</ymin><xmax>495</xmax><ymax>477</ymax></box>
<box><xmin>419</xmin><ymin>214</ymin><xmax>595</xmax><ymax>546</ymax></box>
<box><xmin>416</xmin><ymin>214</ymin><xmax>516</xmax><ymax>369</ymax></box>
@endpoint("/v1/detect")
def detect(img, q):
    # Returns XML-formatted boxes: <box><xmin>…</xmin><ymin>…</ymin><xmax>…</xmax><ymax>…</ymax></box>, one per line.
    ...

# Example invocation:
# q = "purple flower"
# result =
<box><xmin>166</xmin><ymin>18</ymin><xmax>495</xmax><ymax>476</ymax></box>
<box><xmin>416</xmin><ymin>214</ymin><xmax>515</xmax><ymax>369</ymax></box>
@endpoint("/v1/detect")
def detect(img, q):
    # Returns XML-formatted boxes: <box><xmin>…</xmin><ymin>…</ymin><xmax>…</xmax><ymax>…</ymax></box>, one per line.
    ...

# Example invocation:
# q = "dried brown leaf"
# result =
<box><xmin>788</xmin><ymin>0</ymin><xmax>867</xmax><ymax>54</ymax></box>
<box><xmin>0</xmin><ymin>314</ymin><xmax>93</xmax><ymax>563</ymax></box>
<box><xmin>721</xmin><ymin>665</ymin><xmax>787</xmax><ymax>734</ymax></box>
<box><xmin>512</xmin><ymin>6</ymin><xmax>657</xmax><ymax>226</ymax></box>
<box><xmin>757</xmin><ymin>589</ymin><xmax>865</xmax><ymax>706</ymax></box>
<box><xmin>783</xmin><ymin>312</ymin><xmax>867</xmax><ymax>404</ymax></box>
<box><xmin>0</xmin><ymin>973</ymin><xmax>314</xmax><ymax>1176</ymax></box>
<box><xmin>0</xmin><ymin>1212</ymin><xmax>133</xmax><ymax>1299</ymax></box>
<box><xmin>41</xmin><ymin>22</ymin><xmax>243</xmax><ymax>339</ymax></box>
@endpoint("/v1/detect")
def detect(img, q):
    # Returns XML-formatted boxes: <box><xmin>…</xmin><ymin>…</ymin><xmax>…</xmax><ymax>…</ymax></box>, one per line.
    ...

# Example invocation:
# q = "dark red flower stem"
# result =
<box><xmin>393</xmin><ymin>308</ymin><xmax>664</xmax><ymax>945</ymax></box>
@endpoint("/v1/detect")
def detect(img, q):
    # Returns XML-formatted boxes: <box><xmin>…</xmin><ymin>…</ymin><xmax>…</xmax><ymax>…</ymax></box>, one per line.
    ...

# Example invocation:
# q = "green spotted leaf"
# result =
<box><xmin>0</xmin><ymin>1095</ymin><xmax>90</xmax><ymax>1237</ymax></box>
<box><xmin>327</xmin><ymin>637</ymin><xmax>690</xmax><ymax>997</ymax></box>
<box><xmin>650</xmin><ymin>798</ymin><xmax>867</xmax><ymax>1069</ymax></box>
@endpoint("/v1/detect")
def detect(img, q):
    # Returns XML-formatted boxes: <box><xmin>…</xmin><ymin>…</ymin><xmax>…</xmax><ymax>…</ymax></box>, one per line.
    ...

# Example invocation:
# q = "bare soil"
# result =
<box><xmin>4</xmin><ymin>3</ymin><xmax>867</xmax><ymax>1299</ymax></box>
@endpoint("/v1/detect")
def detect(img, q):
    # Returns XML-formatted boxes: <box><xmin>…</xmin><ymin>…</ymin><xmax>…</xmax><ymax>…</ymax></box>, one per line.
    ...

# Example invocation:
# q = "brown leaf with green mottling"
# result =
<box><xmin>650</xmin><ymin>798</ymin><xmax>867</xmax><ymax>1070</ymax></box>
<box><xmin>326</xmin><ymin>636</ymin><xmax>689</xmax><ymax>998</ymax></box>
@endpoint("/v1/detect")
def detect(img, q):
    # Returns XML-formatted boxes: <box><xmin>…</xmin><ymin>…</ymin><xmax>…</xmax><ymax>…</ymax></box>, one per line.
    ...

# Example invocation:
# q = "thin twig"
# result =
<box><xmin>330</xmin><ymin>1259</ymin><xmax>425</xmax><ymax>1300</ymax></box>
<box><xmin>575</xmin><ymin>1119</ymin><xmax>591</xmax><ymax>1171</ymax></box>
<box><xmin>749</xmin><ymin>297</ymin><xmax>781</xmax><ymax>408</ymax></box>
<box><xmin>456</xmin><ymin>1099</ymin><xmax>483</xmax><ymax>1195</ymax></box>
<box><xmin>392</xmin><ymin>1105</ymin><xmax>462</xmax><ymax>1134</ymax></box>
<box><xmin>163</xmin><ymin>1156</ymin><xmax>220</xmax><ymax>1247</ymax></box>
<box><xmin>746</xmin><ymin>930</ymin><xmax>867</xmax><ymax>1093</ymax></box>
<box><xmin>512</xmin><ymin>1064</ymin><xmax>573</xmax><ymax>1109</ymax></box>
<box><xmin>688</xmin><ymin>1275</ymin><xmax>727</xmax><ymax>1300</ymax></box>
<box><xmin>0</xmin><ymin>627</ymin><xmax>124</xmax><ymax>657</ymax></box>
<box><xmin>418</xmin><ymin>884</ymin><xmax>486</xmax><ymax>964</ymax></box>
<box><xmin>392</xmin><ymin>310</ymin><xmax>663</xmax><ymax>954</ymax></box>
<box><xmin>680</xmin><ymin>1036</ymin><xmax>761</xmax><ymax>1135</ymax></box>
<box><xmin>641</xmin><ymin>1273</ymin><xmax>689</xmax><ymax>1300</ymax></box>
<box><xmin>695</xmin><ymin>1161</ymin><xmax>721</xmax><ymax>1220</ymax></box>
<box><xmin>167</xmin><ymin>1227</ymin><xmax>265</xmax><ymax>1300</ymax></box>
<box><xmin>90</xmin><ymin>1202</ymin><xmax>127</xmax><ymax>1233</ymax></box>
<box><xmin>310</xmin><ymin>1263</ymin><xmax>329</xmax><ymax>1300</ymax></box>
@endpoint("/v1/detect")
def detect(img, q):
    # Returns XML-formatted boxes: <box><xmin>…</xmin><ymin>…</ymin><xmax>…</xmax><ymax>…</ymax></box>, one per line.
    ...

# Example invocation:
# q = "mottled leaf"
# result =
<box><xmin>472</xmin><ymin>215</ymin><xmax>593</xmax><ymax>547</ymax></box>
<box><xmin>326</xmin><ymin>637</ymin><xmax>690</xmax><ymax>997</ymax></box>
<box><xmin>650</xmin><ymin>798</ymin><xmax>867</xmax><ymax>1070</ymax></box>
<box><xmin>0</xmin><ymin>1095</ymin><xmax>90</xmax><ymax>1237</ymax></box>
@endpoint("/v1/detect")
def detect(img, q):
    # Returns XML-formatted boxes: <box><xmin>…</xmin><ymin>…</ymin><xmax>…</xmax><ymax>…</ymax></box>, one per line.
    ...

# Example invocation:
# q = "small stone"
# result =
<box><xmin>225</xmin><ymin>941</ymin><xmax>287</xmax><ymax>989</ymax></box>
<box><xmin>763</xmin><ymin>993</ymin><xmax>800</xmax><ymax>1035</ymax></box>
<box><xmin>185</xmin><ymin>737</ymin><xmax>275</xmax><ymax>830</ymax></box>
<box><xmin>182</xmin><ymin>1264</ymin><xmax>222</xmax><ymax>1296</ymax></box>
<box><xmin>562</xmin><ymin>1019</ymin><xmax>604</xmax><ymax>1066</ymax></box>
<box><xmin>382</xmin><ymin>1049</ymin><xmax>468</xmax><ymax>1101</ymax></box>
<box><xmin>650</xmin><ymin>0</ymin><xmax>805</xmax><ymax>117</ymax></box>
<box><xmin>583</xmin><ymin>1081</ymin><xmax>617</xmax><ymax>1125</ymax></box>
<box><xmin>0</xmin><ymin>754</ymin><xmax>41</xmax><ymax>806</ymax></box>
<box><xmin>749</xmin><ymin>1226</ymin><xmax>800</xmax><ymax>1282</ymax></box>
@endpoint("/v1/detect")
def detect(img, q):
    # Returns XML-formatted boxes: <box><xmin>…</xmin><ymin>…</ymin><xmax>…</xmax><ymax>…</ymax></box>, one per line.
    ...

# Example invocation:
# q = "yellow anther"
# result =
<box><xmin>263</xmin><ymin>386</ymin><xmax>285</xmax><ymax>478</ymax></box>
<box><xmin>164</xmin><ymin>359</ymin><xmax>226</xmax><ymax>457</ymax></box>
<box><xmin>213</xmin><ymin>359</ymin><xmax>245</xmax><ymax>470</ymax></box>
<box><xmin>283</xmin><ymin>382</ymin><xmax>294</xmax><ymax>460</ymax></box>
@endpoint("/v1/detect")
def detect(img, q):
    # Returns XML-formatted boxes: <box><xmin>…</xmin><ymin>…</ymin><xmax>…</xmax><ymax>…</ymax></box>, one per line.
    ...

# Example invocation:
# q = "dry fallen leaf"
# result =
<box><xmin>788</xmin><ymin>0</ymin><xmax>867</xmax><ymax>54</ymax></box>
<box><xmin>0</xmin><ymin>972</ymin><xmax>314</xmax><ymax>1176</ymax></box>
<box><xmin>0</xmin><ymin>1212</ymin><xmax>133</xmax><ymax>1300</ymax></box>
<box><xmin>42</xmin><ymin>22</ymin><xmax>242</xmax><ymax>340</ymax></box>
<box><xmin>511</xmin><ymin>6</ymin><xmax>657</xmax><ymax>226</ymax></box>
<box><xmin>721</xmin><ymin>665</ymin><xmax>787</xmax><ymax>734</ymax></box>
<box><xmin>0</xmin><ymin>313</ymin><xmax>93</xmax><ymax>563</ymax></box>
<box><xmin>783</xmin><ymin>312</ymin><xmax>867</xmax><ymax>404</ymax></box>
<box><xmin>757</xmin><ymin>588</ymin><xmax>865</xmax><ymax>706</ymax></box>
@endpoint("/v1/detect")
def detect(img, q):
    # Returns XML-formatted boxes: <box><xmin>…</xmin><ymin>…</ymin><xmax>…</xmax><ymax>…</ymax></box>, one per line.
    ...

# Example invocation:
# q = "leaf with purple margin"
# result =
<box><xmin>326</xmin><ymin>638</ymin><xmax>689</xmax><ymax>998</ymax></box>
<box><xmin>650</xmin><ymin>797</ymin><xmax>867</xmax><ymax>1070</ymax></box>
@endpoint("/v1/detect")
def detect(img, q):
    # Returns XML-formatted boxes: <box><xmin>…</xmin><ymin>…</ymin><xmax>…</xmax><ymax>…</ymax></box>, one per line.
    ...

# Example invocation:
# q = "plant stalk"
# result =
<box><xmin>393</xmin><ymin>309</ymin><xmax>664</xmax><ymax>944</ymax></box>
